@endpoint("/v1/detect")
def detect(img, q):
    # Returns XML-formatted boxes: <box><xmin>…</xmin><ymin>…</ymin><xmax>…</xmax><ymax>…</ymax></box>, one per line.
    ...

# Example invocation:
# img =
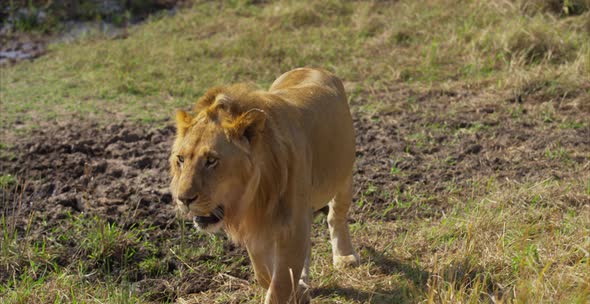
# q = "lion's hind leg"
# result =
<box><xmin>327</xmin><ymin>174</ymin><xmax>360</xmax><ymax>268</ymax></box>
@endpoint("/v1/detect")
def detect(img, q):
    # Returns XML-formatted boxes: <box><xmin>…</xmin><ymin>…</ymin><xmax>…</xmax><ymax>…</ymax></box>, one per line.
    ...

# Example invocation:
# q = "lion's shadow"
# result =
<box><xmin>311</xmin><ymin>246</ymin><xmax>429</xmax><ymax>304</ymax></box>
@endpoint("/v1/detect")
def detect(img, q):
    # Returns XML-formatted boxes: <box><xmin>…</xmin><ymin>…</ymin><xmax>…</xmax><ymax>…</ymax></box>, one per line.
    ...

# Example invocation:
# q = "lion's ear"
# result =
<box><xmin>175</xmin><ymin>110</ymin><xmax>192</xmax><ymax>137</ymax></box>
<box><xmin>230</xmin><ymin>108</ymin><xmax>266</xmax><ymax>144</ymax></box>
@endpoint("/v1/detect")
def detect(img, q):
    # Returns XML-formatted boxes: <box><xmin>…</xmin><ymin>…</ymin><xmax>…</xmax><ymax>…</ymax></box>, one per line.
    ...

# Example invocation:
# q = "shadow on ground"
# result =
<box><xmin>312</xmin><ymin>246</ymin><xmax>429</xmax><ymax>303</ymax></box>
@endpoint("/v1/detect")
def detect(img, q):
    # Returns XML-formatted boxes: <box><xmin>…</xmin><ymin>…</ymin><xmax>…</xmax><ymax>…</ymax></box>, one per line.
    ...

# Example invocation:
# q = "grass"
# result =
<box><xmin>1</xmin><ymin>0</ymin><xmax>589</xmax><ymax>303</ymax></box>
<box><xmin>310</xmin><ymin>176</ymin><xmax>589</xmax><ymax>303</ymax></box>
<box><xmin>2</xmin><ymin>0</ymin><xmax>588</xmax><ymax>128</ymax></box>
<box><xmin>0</xmin><ymin>175</ymin><xmax>16</xmax><ymax>188</ymax></box>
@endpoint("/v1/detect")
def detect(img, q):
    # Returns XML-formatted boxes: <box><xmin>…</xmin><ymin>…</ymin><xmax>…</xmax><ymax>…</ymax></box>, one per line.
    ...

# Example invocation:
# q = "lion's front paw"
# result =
<box><xmin>333</xmin><ymin>253</ymin><xmax>360</xmax><ymax>268</ymax></box>
<box><xmin>296</xmin><ymin>281</ymin><xmax>311</xmax><ymax>304</ymax></box>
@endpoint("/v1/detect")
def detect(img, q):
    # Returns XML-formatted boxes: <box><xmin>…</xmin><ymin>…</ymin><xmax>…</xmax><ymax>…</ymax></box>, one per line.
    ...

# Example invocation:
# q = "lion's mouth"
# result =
<box><xmin>193</xmin><ymin>205</ymin><xmax>224</xmax><ymax>226</ymax></box>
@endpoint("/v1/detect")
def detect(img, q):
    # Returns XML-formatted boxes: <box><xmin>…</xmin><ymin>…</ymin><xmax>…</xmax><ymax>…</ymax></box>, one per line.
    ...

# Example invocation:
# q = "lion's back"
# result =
<box><xmin>270</xmin><ymin>68</ymin><xmax>355</xmax><ymax>207</ymax></box>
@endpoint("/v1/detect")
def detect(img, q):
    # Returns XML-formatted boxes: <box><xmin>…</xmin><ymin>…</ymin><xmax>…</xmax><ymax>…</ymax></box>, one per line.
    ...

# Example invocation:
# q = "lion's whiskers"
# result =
<box><xmin>212</xmin><ymin>207</ymin><xmax>224</xmax><ymax>219</ymax></box>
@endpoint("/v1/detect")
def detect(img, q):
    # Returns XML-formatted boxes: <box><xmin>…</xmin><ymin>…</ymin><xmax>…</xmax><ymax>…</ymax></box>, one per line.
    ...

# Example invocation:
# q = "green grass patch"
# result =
<box><xmin>1</xmin><ymin>0</ymin><xmax>589</xmax><ymax>127</ymax></box>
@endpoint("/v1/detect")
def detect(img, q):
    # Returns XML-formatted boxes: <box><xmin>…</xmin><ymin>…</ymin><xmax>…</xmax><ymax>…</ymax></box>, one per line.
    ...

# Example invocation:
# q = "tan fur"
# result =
<box><xmin>169</xmin><ymin>68</ymin><xmax>359</xmax><ymax>303</ymax></box>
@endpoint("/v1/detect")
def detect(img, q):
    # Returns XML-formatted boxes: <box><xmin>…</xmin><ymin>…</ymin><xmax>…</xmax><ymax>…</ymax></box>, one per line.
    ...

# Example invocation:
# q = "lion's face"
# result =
<box><xmin>170</xmin><ymin>105</ymin><xmax>265</xmax><ymax>232</ymax></box>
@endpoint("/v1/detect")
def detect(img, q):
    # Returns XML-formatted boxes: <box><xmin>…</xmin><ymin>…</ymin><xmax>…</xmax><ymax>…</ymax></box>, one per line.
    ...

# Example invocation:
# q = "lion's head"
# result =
<box><xmin>169</xmin><ymin>87</ymin><xmax>268</xmax><ymax>233</ymax></box>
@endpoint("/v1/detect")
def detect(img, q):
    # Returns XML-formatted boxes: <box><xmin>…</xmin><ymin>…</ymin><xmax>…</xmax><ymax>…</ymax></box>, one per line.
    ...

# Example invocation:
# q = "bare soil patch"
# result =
<box><xmin>2</xmin><ymin>120</ymin><xmax>175</xmax><ymax>227</ymax></box>
<box><xmin>352</xmin><ymin>88</ymin><xmax>589</xmax><ymax>220</ymax></box>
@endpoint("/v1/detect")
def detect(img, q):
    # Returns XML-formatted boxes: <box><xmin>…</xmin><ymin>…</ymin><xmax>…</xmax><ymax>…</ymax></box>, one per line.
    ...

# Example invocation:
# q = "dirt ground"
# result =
<box><xmin>1</xmin><ymin>88</ymin><xmax>588</xmax><ymax>301</ymax></box>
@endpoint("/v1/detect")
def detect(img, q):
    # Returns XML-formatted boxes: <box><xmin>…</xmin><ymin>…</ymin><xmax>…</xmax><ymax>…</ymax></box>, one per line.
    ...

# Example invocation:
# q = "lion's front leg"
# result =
<box><xmin>263</xmin><ymin>214</ymin><xmax>311</xmax><ymax>304</ymax></box>
<box><xmin>247</xmin><ymin>245</ymin><xmax>272</xmax><ymax>290</ymax></box>
<box><xmin>247</xmin><ymin>228</ymin><xmax>310</xmax><ymax>303</ymax></box>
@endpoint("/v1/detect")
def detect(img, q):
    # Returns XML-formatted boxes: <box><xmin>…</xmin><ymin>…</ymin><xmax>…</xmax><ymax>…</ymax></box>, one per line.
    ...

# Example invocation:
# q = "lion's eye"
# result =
<box><xmin>205</xmin><ymin>156</ymin><xmax>218</xmax><ymax>169</ymax></box>
<box><xmin>177</xmin><ymin>155</ymin><xmax>184</xmax><ymax>167</ymax></box>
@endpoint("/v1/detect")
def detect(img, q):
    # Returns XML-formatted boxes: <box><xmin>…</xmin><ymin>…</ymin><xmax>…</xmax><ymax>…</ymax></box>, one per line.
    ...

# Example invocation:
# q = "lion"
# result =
<box><xmin>169</xmin><ymin>68</ymin><xmax>359</xmax><ymax>303</ymax></box>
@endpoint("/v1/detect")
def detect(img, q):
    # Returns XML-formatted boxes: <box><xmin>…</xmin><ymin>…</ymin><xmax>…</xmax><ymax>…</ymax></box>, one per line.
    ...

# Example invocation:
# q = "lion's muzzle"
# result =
<box><xmin>177</xmin><ymin>194</ymin><xmax>198</xmax><ymax>206</ymax></box>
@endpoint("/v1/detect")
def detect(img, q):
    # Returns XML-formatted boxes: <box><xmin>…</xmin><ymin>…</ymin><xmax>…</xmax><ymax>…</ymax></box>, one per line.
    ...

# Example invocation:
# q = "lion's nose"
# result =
<box><xmin>178</xmin><ymin>194</ymin><xmax>198</xmax><ymax>206</ymax></box>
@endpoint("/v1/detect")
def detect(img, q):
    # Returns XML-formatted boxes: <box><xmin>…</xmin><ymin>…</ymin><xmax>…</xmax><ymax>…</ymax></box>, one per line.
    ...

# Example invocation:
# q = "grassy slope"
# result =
<box><xmin>2</xmin><ymin>0</ymin><xmax>588</xmax><ymax>126</ymax></box>
<box><xmin>1</xmin><ymin>0</ymin><xmax>589</xmax><ymax>303</ymax></box>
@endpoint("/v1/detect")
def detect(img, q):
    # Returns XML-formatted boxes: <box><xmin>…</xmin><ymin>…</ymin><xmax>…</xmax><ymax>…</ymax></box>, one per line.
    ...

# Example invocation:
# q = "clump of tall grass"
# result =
<box><xmin>518</xmin><ymin>0</ymin><xmax>590</xmax><ymax>16</ymax></box>
<box><xmin>504</xmin><ymin>24</ymin><xmax>577</xmax><ymax>64</ymax></box>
